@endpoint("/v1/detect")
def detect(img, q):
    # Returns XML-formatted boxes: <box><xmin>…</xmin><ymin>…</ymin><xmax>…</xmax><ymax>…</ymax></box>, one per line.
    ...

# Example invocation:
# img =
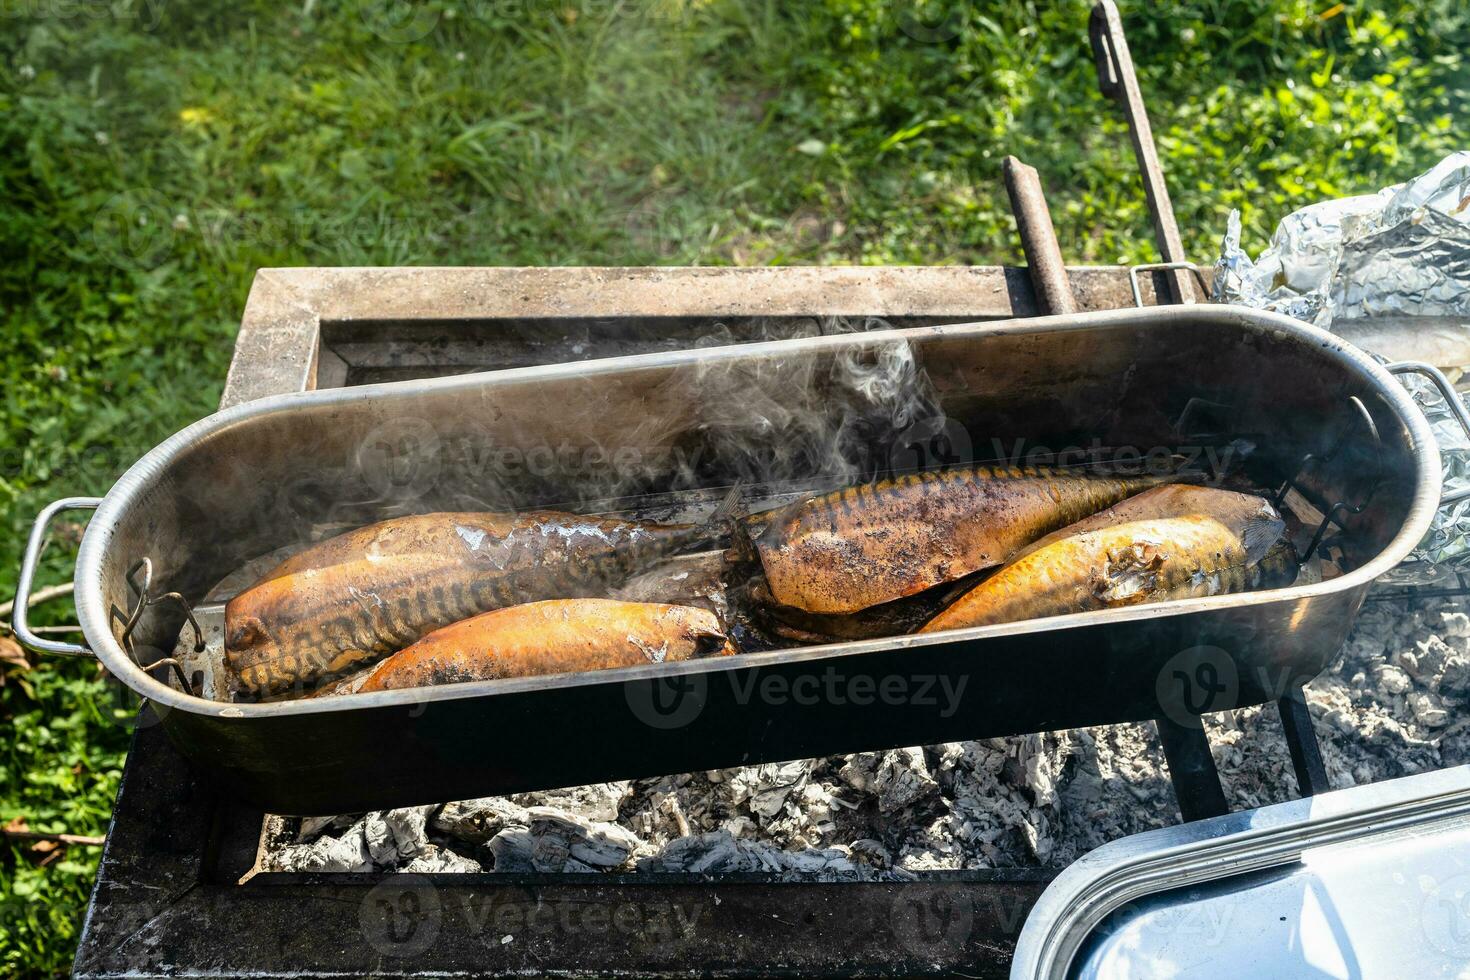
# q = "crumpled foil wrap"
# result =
<box><xmin>1214</xmin><ymin>151</ymin><xmax>1470</xmax><ymax>579</ymax></box>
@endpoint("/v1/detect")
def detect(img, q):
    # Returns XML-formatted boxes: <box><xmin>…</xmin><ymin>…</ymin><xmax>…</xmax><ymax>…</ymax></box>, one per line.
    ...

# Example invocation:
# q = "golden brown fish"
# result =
<box><xmin>744</xmin><ymin>466</ymin><xmax>1193</xmax><ymax>614</ymax></box>
<box><xmin>344</xmin><ymin>599</ymin><xmax>734</xmax><ymax>694</ymax></box>
<box><xmin>920</xmin><ymin>509</ymin><xmax>1285</xmax><ymax>633</ymax></box>
<box><xmin>226</xmin><ymin>509</ymin><xmax>725</xmax><ymax>696</ymax></box>
<box><xmin>1008</xmin><ymin>485</ymin><xmax>1282</xmax><ymax>564</ymax></box>
<box><xmin>738</xmin><ymin>572</ymin><xmax>964</xmax><ymax>644</ymax></box>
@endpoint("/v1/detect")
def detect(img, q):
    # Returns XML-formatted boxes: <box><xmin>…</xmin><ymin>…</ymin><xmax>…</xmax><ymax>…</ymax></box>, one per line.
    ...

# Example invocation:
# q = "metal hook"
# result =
<box><xmin>1275</xmin><ymin>396</ymin><xmax>1385</xmax><ymax>563</ymax></box>
<box><xmin>120</xmin><ymin>556</ymin><xmax>203</xmax><ymax>694</ymax></box>
<box><xmin>1128</xmin><ymin>262</ymin><xmax>1211</xmax><ymax>308</ymax></box>
<box><xmin>1388</xmin><ymin>361</ymin><xmax>1470</xmax><ymax>506</ymax></box>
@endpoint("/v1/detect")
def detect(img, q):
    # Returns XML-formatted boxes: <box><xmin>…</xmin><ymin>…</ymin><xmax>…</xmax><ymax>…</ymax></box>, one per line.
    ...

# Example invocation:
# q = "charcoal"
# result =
<box><xmin>403</xmin><ymin>845</ymin><xmax>483</xmax><ymax>873</ymax></box>
<box><xmin>260</xmin><ymin>594</ymin><xmax>1470</xmax><ymax>878</ymax></box>
<box><xmin>510</xmin><ymin>782</ymin><xmax>629</xmax><ymax>823</ymax></box>
<box><xmin>267</xmin><ymin>822</ymin><xmax>372</xmax><ymax>872</ymax></box>
<box><xmin>486</xmin><ymin>827</ymin><xmax>536</xmax><ymax>871</ymax></box>
<box><xmin>838</xmin><ymin>747</ymin><xmax>937</xmax><ymax>813</ymax></box>
<box><xmin>526</xmin><ymin>808</ymin><xmax>641</xmax><ymax>871</ymax></box>
<box><xmin>636</xmin><ymin>830</ymin><xmax>898</xmax><ymax>880</ymax></box>
<box><xmin>432</xmin><ymin>797</ymin><xmax>527</xmax><ymax>844</ymax></box>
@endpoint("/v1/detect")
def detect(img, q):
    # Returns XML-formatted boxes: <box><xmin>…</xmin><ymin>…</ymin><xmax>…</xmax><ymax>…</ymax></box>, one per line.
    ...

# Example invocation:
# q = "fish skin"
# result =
<box><xmin>347</xmin><ymin>599</ymin><xmax>734</xmax><ymax>694</ymax></box>
<box><xmin>920</xmin><ymin>511</ymin><xmax>1287</xmax><ymax>633</ymax></box>
<box><xmin>610</xmin><ymin>550</ymin><xmax>731</xmax><ymax>625</ymax></box>
<box><xmin>226</xmin><ymin>510</ymin><xmax>718</xmax><ymax>696</ymax></box>
<box><xmin>1008</xmin><ymin>485</ymin><xmax>1283</xmax><ymax>564</ymax></box>
<box><xmin>742</xmin><ymin>573</ymin><xmax>953</xmax><ymax>644</ymax></box>
<box><xmin>747</xmin><ymin>466</ymin><xmax>1193</xmax><ymax>614</ymax></box>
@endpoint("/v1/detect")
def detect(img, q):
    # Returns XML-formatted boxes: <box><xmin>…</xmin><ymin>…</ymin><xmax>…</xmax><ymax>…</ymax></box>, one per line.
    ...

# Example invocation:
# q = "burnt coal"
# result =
<box><xmin>258</xmin><ymin>593</ymin><xmax>1469</xmax><ymax>879</ymax></box>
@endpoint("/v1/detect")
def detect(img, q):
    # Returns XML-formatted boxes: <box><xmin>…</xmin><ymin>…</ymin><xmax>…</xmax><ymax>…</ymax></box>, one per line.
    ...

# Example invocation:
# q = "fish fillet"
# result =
<box><xmin>746</xmin><ymin>466</ymin><xmax>1193</xmax><ymax>614</ymax></box>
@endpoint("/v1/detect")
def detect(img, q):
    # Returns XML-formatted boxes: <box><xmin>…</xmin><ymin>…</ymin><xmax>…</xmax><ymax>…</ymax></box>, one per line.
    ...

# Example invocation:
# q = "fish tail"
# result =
<box><xmin>1241</xmin><ymin>515</ymin><xmax>1286</xmax><ymax>564</ymax></box>
<box><xmin>684</xmin><ymin>481</ymin><xmax>749</xmax><ymax>551</ymax></box>
<box><xmin>632</xmin><ymin>483</ymin><xmax>751</xmax><ymax>568</ymax></box>
<box><xmin>708</xmin><ymin>480</ymin><xmax>748</xmax><ymax>525</ymax></box>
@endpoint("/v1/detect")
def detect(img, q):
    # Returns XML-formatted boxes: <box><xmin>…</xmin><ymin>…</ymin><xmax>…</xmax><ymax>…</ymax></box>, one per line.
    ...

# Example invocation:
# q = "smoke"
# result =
<box><xmin>309</xmin><ymin>316</ymin><xmax>955</xmax><ymax>524</ymax></box>
<box><xmin>662</xmin><ymin>316</ymin><xmax>951</xmax><ymax>496</ymax></box>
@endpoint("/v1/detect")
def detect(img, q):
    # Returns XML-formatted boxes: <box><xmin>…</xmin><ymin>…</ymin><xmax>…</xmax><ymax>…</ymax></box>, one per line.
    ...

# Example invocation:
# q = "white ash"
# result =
<box><xmin>525</xmin><ymin>807</ymin><xmax>642</xmax><ymax>871</ymax></box>
<box><xmin>404</xmin><ymin>845</ymin><xmax>483</xmax><ymax>873</ymax></box>
<box><xmin>262</xmin><ymin>595</ymin><xmax>1469</xmax><ymax>877</ymax></box>
<box><xmin>266</xmin><ymin>823</ymin><xmax>373</xmax><ymax>873</ymax></box>
<box><xmin>432</xmin><ymin>797</ymin><xmax>529</xmax><ymax>845</ymax></box>
<box><xmin>636</xmin><ymin>830</ymin><xmax>902</xmax><ymax>879</ymax></box>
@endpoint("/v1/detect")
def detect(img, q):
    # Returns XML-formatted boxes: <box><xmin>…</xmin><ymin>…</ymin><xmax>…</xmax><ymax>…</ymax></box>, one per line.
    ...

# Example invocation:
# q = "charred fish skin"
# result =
<box><xmin>920</xmin><ymin>511</ymin><xmax>1286</xmax><ymax>633</ymax></box>
<box><xmin>226</xmin><ymin>510</ymin><xmax>724</xmax><ymax>696</ymax></box>
<box><xmin>749</xmin><ymin>466</ymin><xmax>1192</xmax><ymax>615</ymax></box>
<box><xmin>351</xmin><ymin>599</ymin><xmax>735</xmax><ymax>694</ymax></box>
<box><xmin>1252</xmin><ymin>539</ymin><xmax>1301</xmax><ymax>590</ymax></box>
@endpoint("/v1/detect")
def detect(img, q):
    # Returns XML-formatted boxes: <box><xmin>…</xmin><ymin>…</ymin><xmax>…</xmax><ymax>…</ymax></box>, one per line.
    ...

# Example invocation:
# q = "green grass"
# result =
<box><xmin>2</xmin><ymin>0</ymin><xmax>1467</xmax><ymax>973</ymax></box>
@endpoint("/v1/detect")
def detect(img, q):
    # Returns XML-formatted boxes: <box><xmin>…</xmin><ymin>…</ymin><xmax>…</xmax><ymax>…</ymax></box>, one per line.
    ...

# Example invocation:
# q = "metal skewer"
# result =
<box><xmin>1090</xmin><ymin>0</ymin><xmax>1197</xmax><ymax>304</ymax></box>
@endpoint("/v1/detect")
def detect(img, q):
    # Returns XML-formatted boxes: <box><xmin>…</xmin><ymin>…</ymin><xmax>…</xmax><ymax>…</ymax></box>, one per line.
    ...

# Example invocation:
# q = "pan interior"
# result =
<box><xmin>96</xmin><ymin>310</ymin><xmax>1419</xmax><ymax>703</ymax></box>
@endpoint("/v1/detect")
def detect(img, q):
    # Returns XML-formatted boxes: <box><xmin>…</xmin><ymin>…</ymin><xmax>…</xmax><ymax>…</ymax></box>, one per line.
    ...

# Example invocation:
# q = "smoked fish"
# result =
<box><xmin>745</xmin><ymin>466</ymin><xmax>1193</xmax><ymax>614</ymax></box>
<box><xmin>226</xmin><ymin>509</ymin><xmax>725</xmax><ymax>695</ymax></box>
<box><xmin>1009</xmin><ymin>485</ymin><xmax>1282</xmax><ymax>564</ymax></box>
<box><xmin>349</xmin><ymin>599</ymin><xmax>734</xmax><ymax>693</ymax></box>
<box><xmin>920</xmin><ymin>508</ymin><xmax>1286</xmax><ymax>633</ymax></box>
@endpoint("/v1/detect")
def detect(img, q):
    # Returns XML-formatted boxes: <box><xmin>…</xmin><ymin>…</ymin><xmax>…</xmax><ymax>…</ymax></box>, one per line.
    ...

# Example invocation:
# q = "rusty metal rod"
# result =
<box><xmin>1002</xmin><ymin>156</ymin><xmax>1078</xmax><ymax>316</ymax></box>
<box><xmin>1089</xmin><ymin>0</ymin><xmax>1196</xmax><ymax>304</ymax></box>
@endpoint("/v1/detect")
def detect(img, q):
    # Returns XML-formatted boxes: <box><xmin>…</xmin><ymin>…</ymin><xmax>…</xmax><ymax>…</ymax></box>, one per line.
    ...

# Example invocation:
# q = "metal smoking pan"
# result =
<box><xmin>19</xmin><ymin>305</ymin><xmax>1443</xmax><ymax>814</ymax></box>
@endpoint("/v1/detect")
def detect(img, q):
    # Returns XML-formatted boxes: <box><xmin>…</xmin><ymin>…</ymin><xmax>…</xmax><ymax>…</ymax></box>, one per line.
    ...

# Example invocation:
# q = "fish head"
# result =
<box><xmin>675</xmin><ymin>605</ymin><xmax>737</xmax><ymax>657</ymax></box>
<box><xmin>1144</xmin><ymin>486</ymin><xmax>1286</xmax><ymax>563</ymax></box>
<box><xmin>223</xmin><ymin>600</ymin><xmax>294</xmax><ymax>694</ymax></box>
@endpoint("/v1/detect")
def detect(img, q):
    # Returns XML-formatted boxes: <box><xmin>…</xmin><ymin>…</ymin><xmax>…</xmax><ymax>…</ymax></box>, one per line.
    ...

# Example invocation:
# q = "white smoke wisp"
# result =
<box><xmin>663</xmin><ymin>316</ymin><xmax>954</xmax><ymax>497</ymax></box>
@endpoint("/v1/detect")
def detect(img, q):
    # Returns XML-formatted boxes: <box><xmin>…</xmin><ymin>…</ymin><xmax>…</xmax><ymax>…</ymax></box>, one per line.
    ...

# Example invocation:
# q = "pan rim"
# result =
<box><xmin>73</xmin><ymin>304</ymin><xmax>1443</xmax><ymax>719</ymax></box>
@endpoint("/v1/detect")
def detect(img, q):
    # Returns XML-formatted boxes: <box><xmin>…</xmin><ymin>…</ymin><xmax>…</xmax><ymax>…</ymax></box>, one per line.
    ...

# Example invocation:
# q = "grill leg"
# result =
<box><xmin>1154</xmin><ymin>717</ymin><xmax>1230</xmax><ymax>822</ymax></box>
<box><xmin>1277</xmin><ymin>687</ymin><xmax>1332</xmax><ymax>797</ymax></box>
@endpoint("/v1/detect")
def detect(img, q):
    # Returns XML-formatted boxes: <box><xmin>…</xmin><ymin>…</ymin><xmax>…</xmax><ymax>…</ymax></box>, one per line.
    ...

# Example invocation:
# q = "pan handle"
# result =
<box><xmin>1127</xmin><ymin>262</ymin><xmax>1211</xmax><ymax>308</ymax></box>
<box><xmin>13</xmin><ymin>496</ymin><xmax>102</xmax><ymax>657</ymax></box>
<box><xmin>1387</xmin><ymin>361</ymin><xmax>1470</xmax><ymax>506</ymax></box>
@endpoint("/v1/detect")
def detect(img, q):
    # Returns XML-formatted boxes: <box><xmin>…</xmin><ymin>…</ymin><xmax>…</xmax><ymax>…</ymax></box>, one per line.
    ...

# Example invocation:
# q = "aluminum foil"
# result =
<box><xmin>1214</xmin><ymin>151</ymin><xmax>1470</xmax><ymax>579</ymax></box>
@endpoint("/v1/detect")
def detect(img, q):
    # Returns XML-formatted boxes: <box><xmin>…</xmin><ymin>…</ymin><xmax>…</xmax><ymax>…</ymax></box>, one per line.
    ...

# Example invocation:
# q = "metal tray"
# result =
<box><xmin>1010</xmin><ymin>764</ymin><xmax>1470</xmax><ymax>979</ymax></box>
<box><xmin>16</xmin><ymin>305</ymin><xmax>1443</xmax><ymax>814</ymax></box>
